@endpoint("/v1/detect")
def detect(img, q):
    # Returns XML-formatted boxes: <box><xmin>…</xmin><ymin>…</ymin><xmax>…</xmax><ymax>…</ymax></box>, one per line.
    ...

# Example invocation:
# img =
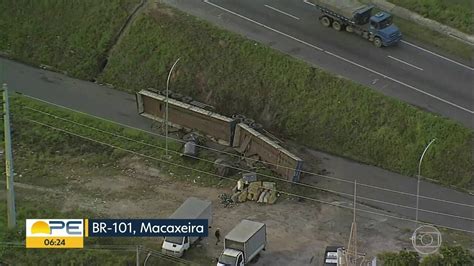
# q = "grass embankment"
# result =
<box><xmin>394</xmin><ymin>16</ymin><xmax>473</xmax><ymax>60</ymax></box>
<box><xmin>0</xmin><ymin>95</ymin><xmax>233</xmax><ymax>264</ymax></box>
<box><xmin>388</xmin><ymin>0</ymin><xmax>473</xmax><ymax>34</ymax></box>
<box><xmin>0</xmin><ymin>201</ymin><xmax>134</xmax><ymax>265</ymax></box>
<box><xmin>0</xmin><ymin>0</ymin><xmax>139</xmax><ymax>79</ymax></box>
<box><xmin>99</xmin><ymin>5</ymin><xmax>473</xmax><ymax>189</ymax></box>
<box><xmin>9</xmin><ymin>95</ymin><xmax>230</xmax><ymax>189</ymax></box>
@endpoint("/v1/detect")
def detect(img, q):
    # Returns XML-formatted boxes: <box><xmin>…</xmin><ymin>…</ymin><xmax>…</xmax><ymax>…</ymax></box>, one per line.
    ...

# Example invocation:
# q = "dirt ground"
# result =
<box><xmin>10</xmin><ymin>155</ymin><xmax>418</xmax><ymax>265</ymax></box>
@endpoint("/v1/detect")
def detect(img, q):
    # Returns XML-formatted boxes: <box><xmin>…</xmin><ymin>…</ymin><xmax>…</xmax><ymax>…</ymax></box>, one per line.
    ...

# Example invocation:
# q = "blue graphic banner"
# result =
<box><xmin>86</xmin><ymin>219</ymin><xmax>208</xmax><ymax>237</ymax></box>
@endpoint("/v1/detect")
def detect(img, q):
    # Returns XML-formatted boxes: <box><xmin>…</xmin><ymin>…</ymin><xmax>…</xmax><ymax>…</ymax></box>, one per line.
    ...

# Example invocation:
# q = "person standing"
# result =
<box><xmin>215</xmin><ymin>228</ymin><xmax>221</xmax><ymax>245</ymax></box>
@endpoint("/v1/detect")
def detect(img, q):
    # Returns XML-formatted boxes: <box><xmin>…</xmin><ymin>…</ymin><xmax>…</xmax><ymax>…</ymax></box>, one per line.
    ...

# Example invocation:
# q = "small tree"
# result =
<box><xmin>421</xmin><ymin>245</ymin><xmax>473</xmax><ymax>266</ymax></box>
<box><xmin>378</xmin><ymin>250</ymin><xmax>420</xmax><ymax>266</ymax></box>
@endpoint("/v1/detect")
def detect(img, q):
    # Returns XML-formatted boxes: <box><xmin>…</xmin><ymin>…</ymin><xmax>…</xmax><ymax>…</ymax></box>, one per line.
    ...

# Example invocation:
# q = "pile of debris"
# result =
<box><xmin>230</xmin><ymin>172</ymin><xmax>278</xmax><ymax>204</ymax></box>
<box><xmin>218</xmin><ymin>193</ymin><xmax>235</xmax><ymax>208</ymax></box>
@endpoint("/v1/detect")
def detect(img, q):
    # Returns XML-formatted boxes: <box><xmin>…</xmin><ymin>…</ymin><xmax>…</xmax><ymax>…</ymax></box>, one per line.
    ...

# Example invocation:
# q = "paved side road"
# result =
<box><xmin>1</xmin><ymin>57</ymin><xmax>472</xmax><ymax>234</ymax></box>
<box><xmin>163</xmin><ymin>0</ymin><xmax>473</xmax><ymax>128</ymax></box>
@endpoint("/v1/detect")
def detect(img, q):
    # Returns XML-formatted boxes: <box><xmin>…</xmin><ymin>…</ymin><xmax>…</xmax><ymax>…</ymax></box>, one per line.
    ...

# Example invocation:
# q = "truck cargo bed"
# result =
<box><xmin>310</xmin><ymin>0</ymin><xmax>366</xmax><ymax>19</ymax></box>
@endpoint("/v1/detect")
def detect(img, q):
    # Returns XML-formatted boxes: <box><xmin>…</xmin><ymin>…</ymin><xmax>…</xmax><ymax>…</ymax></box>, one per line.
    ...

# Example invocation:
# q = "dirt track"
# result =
<box><xmin>5</xmin><ymin>156</ymin><xmax>423</xmax><ymax>265</ymax></box>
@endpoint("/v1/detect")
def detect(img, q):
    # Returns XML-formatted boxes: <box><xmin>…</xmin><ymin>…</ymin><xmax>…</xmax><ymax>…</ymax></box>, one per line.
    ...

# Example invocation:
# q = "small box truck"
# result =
<box><xmin>161</xmin><ymin>197</ymin><xmax>212</xmax><ymax>257</ymax></box>
<box><xmin>217</xmin><ymin>220</ymin><xmax>266</xmax><ymax>266</ymax></box>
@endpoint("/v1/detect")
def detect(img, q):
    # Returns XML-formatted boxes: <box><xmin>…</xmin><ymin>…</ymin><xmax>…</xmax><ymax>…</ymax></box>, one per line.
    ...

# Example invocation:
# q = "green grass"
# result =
<box><xmin>366</xmin><ymin>4</ymin><xmax>474</xmax><ymax>60</ymax></box>
<box><xmin>6</xmin><ymin>95</ymin><xmax>234</xmax><ymax>189</ymax></box>
<box><xmin>0</xmin><ymin>95</ymin><xmax>225</xmax><ymax>264</ymax></box>
<box><xmin>388</xmin><ymin>0</ymin><xmax>473</xmax><ymax>34</ymax></box>
<box><xmin>394</xmin><ymin>16</ymin><xmax>473</xmax><ymax>61</ymax></box>
<box><xmin>98</xmin><ymin>5</ymin><xmax>473</xmax><ymax>189</ymax></box>
<box><xmin>0</xmin><ymin>0</ymin><xmax>139</xmax><ymax>79</ymax></box>
<box><xmin>0</xmin><ymin>199</ymin><xmax>135</xmax><ymax>265</ymax></box>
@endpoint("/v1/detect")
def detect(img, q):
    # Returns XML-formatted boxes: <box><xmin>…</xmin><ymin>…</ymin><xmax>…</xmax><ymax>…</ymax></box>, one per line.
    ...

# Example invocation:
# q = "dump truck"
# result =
<box><xmin>310</xmin><ymin>0</ymin><xmax>401</xmax><ymax>47</ymax></box>
<box><xmin>217</xmin><ymin>220</ymin><xmax>266</xmax><ymax>266</ymax></box>
<box><xmin>161</xmin><ymin>197</ymin><xmax>212</xmax><ymax>257</ymax></box>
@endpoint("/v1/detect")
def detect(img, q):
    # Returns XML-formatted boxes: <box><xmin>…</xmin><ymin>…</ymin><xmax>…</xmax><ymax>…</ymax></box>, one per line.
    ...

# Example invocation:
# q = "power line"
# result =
<box><xmin>20</xmin><ymin>117</ymin><xmax>474</xmax><ymax>234</ymax></box>
<box><xmin>18</xmin><ymin>105</ymin><xmax>474</xmax><ymax>222</ymax></box>
<box><xmin>3</xmin><ymin>84</ymin><xmax>16</xmax><ymax>229</ymax></box>
<box><xmin>0</xmin><ymin>242</ymin><xmax>191</xmax><ymax>265</ymax></box>
<box><xmin>17</xmin><ymin>94</ymin><xmax>473</xmax><ymax>208</ymax></box>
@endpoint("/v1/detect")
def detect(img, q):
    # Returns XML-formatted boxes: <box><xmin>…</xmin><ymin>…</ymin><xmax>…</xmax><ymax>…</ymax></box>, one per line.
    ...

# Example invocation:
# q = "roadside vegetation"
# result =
<box><xmin>0</xmin><ymin>201</ymin><xmax>134</xmax><ymax>265</ymax></box>
<box><xmin>388</xmin><ymin>0</ymin><xmax>473</xmax><ymax>34</ymax></box>
<box><xmin>99</xmin><ymin>5</ymin><xmax>473</xmax><ymax>189</ymax></box>
<box><xmin>378</xmin><ymin>246</ymin><xmax>473</xmax><ymax>265</ymax></box>
<box><xmin>0</xmin><ymin>2</ymin><xmax>472</xmax><ymax>188</ymax></box>
<box><xmin>0</xmin><ymin>0</ymin><xmax>139</xmax><ymax>79</ymax></box>
<box><xmin>393</xmin><ymin>16</ymin><xmax>473</xmax><ymax>61</ymax></box>
<box><xmin>0</xmin><ymin>95</ymin><xmax>227</xmax><ymax>264</ymax></box>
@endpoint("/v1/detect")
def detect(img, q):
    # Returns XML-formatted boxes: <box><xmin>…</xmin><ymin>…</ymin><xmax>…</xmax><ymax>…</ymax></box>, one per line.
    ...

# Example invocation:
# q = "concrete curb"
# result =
<box><xmin>371</xmin><ymin>0</ymin><xmax>474</xmax><ymax>46</ymax></box>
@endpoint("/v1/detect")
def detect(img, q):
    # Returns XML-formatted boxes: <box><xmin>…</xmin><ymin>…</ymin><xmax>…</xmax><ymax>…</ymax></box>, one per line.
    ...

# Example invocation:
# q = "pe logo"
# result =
<box><xmin>411</xmin><ymin>225</ymin><xmax>442</xmax><ymax>255</ymax></box>
<box><xmin>26</xmin><ymin>219</ymin><xmax>84</xmax><ymax>248</ymax></box>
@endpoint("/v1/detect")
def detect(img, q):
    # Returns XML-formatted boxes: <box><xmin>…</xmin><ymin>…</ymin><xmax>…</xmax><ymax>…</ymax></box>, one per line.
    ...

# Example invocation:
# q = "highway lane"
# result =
<box><xmin>164</xmin><ymin>0</ymin><xmax>473</xmax><ymax>128</ymax></box>
<box><xmin>1</xmin><ymin>57</ymin><xmax>473</xmax><ymax>233</ymax></box>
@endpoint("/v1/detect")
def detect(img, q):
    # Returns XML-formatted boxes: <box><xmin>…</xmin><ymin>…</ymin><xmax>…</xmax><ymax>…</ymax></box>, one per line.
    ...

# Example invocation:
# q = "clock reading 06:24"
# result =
<box><xmin>43</xmin><ymin>239</ymin><xmax>66</xmax><ymax>246</ymax></box>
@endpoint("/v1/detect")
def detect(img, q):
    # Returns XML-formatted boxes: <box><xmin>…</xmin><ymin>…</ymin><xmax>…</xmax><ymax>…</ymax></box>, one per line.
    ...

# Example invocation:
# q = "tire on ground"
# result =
<box><xmin>181</xmin><ymin>96</ymin><xmax>193</xmax><ymax>103</ymax></box>
<box><xmin>231</xmin><ymin>114</ymin><xmax>246</xmax><ymax>123</ymax></box>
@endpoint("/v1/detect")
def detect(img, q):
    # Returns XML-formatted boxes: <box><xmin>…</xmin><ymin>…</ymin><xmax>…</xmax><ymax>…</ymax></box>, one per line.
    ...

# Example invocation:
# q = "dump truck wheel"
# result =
<box><xmin>231</xmin><ymin>114</ymin><xmax>246</xmax><ymax>122</ymax></box>
<box><xmin>181</xmin><ymin>96</ymin><xmax>193</xmax><ymax>103</ymax></box>
<box><xmin>332</xmin><ymin>21</ymin><xmax>342</xmax><ymax>31</ymax></box>
<box><xmin>320</xmin><ymin>16</ymin><xmax>331</xmax><ymax>27</ymax></box>
<box><xmin>243</xmin><ymin>118</ymin><xmax>255</xmax><ymax>125</ymax></box>
<box><xmin>373</xmin><ymin>37</ymin><xmax>383</xmax><ymax>48</ymax></box>
<box><xmin>170</xmin><ymin>92</ymin><xmax>183</xmax><ymax>100</ymax></box>
<box><xmin>345</xmin><ymin>25</ymin><xmax>353</xmax><ymax>33</ymax></box>
<box><xmin>160</xmin><ymin>90</ymin><xmax>173</xmax><ymax>97</ymax></box>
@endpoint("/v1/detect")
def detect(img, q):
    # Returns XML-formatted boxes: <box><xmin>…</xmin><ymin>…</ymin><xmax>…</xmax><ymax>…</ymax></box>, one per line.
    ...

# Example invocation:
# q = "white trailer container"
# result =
<box><xmin>161</xmin><ymin>197</ymin><xmax>212</xmax><ymax>257</ymax></box>
<box><xmin>217</xmin><ymin>220</ymin><xmax>266</xmax><ymax>266</ymax></box>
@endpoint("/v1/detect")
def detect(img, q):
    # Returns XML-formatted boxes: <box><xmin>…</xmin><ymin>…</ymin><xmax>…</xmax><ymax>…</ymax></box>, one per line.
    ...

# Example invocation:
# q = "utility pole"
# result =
<box><xmin>343</xmin><ymin>180</ymin><xmax>365</xmax><ymax>266</ymax></box>
<box><xmin>164</xmin><ymin>58</ymin><xmax>180</xmax><ymax>158</ymax></box>
<box><xmin>136</xmin><ymin>245</ymin><xmax>140</xmax><ymax>266</ymax></box>
<box><xmin>415</xmin><ymin>138</ymin><xmax>436</xmax><ymax>226</ymax></box>
<box><xmin>3</xmin><ymin>83</ymin><xmax>16</xmax><ymax>228</ymax></box>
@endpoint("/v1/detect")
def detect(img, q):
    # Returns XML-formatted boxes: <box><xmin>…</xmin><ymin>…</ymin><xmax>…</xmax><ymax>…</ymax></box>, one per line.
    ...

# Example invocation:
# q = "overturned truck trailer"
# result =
<box><xmin>136</xmin><ymin>89</ymin><xmax>237</xmax><ymax>146</ymax></box>
<box><xmin>233</xmin><ymin>123</ymin><xmax>303</xmax><ymax>182</ymax></box>
<box><xmin>136</xmin><ymin>89</ymin><xmax>303</xmax><ymax>182</ymax></box>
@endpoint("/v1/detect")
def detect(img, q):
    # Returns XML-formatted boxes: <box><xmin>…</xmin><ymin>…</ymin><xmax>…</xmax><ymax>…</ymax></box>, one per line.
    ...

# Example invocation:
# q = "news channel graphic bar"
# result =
<box><xmin>86</xmin><ymin>219</ymin><xmax>209</xmax><ymax>237</ymax></box>
<box><xmin>26</xmin><ymin>219</ymin><xmax>208</xmax><ymax>248</ymax></box>
<box><xmin>26</xmin><ymin>219</ymin><xmax>84</xmax><ymax>248</ymax></box>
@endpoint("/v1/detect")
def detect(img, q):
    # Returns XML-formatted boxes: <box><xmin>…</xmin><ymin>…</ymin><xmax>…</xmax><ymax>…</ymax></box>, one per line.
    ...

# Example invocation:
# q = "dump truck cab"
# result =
<box><xmin>368</xmin><ymin>12</ymin><xmax>401</xmax><ymax>47</ymax></box>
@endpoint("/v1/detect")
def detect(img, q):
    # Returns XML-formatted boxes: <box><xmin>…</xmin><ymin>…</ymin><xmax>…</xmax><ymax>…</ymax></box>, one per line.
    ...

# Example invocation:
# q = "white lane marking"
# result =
<box><xmin>203</xmin><ymin>0</ymin><xmax>474</xmax><ymax>114</ymax></box>
<box><xmin>203</xmin><ymin>0</ymin><xmax>323</xmax><ymax>51</ymax></box>
<box><xmin>401</xmin><ymin>40</ymin><xmax>474</xmax><ymax>71</ymax></box>
<box><xmin>304</xmin><ymin>0</ymin><xmax>473</xmax><ymax>71</ymax></box>
<box><xmin>325</xmin><ymin>51</ymin><xmax>474</xmax><ymax>113</ymax></box>
<box><xmin>448</xmin><ymin>33</ymin><xmax>474</xmax><ymax>45</ymax></box>
<box><xmin>264</xmin><ymin>4</ymin><xmax>300</xmax><ymax>20</ymax></box>
<box><xmin>388</xmin><ymin>55</ymin><xmax>424</xmax><ymax>71</ymax></box>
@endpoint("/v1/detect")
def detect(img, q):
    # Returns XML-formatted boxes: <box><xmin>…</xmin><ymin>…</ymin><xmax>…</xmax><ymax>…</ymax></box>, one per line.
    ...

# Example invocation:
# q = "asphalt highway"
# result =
<box><xmin>163</xmin><ymin>0</ymin><xmax>473</xmax><ymax>128</ymax></box>
<box><xmin>1</xmin><ymin>57</ymin><xmax>472</xmax><ymax>234</ymax></box>
<box><xmin>1</xmin><ymin>0</ymin><xmax>473</xmax><ymax>237</ymax></box>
